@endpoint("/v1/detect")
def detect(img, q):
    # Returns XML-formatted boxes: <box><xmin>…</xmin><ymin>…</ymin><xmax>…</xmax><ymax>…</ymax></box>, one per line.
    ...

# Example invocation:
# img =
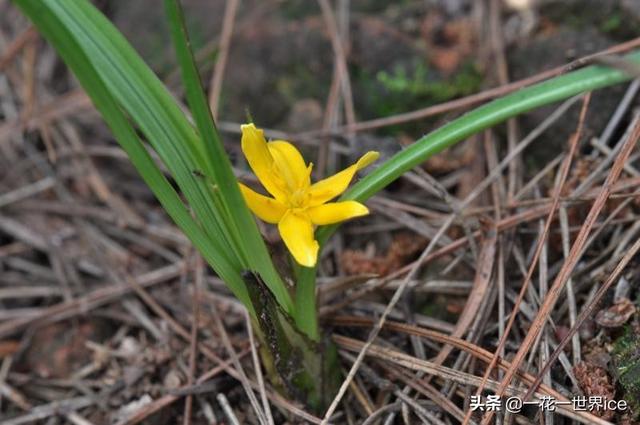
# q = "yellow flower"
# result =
<box><xmin>239</xmin><ymin>123</ymin><xmax>379</xmax><ymax>267</ymax></box>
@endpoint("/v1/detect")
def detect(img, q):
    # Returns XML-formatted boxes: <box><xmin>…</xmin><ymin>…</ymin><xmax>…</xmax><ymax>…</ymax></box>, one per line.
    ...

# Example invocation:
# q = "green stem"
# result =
<box><xmin>294</xmin><ymin>265</ymin><xmax>320</xmax><ymax>341</ymax></box>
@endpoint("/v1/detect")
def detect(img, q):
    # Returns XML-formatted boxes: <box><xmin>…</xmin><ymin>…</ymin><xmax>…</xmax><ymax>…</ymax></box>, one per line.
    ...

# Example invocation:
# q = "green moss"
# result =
<box><xmin>612</xmin><ymin>324</ymin><xmax>640</xmax><ymax>416</ymax></box>
<box><xmin>377</xmin><ymin>61</ymin><xmax>481</xmax><ymax>102</ymax></box>
<box><xmin>354</xmin><ymin>59</ymin><xmax>482</xmax><ymax>135</ymax></box>
<box><xmin>601</xmin><ymin>14</ymin><xmax>622</xmax><ymax>33</ymax></box>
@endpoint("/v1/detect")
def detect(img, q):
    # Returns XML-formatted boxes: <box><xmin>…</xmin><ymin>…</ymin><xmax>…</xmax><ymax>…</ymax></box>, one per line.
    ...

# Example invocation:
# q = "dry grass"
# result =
<box><xmin>1</xmin><ymin>1</ymin><xmax>640</xmax><ymax>424</ymax></box>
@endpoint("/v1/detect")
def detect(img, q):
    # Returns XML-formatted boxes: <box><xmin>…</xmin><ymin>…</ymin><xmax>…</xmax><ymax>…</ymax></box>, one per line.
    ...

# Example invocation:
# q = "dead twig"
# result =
<box><xmin>208</xmin><ymin>0</ymin><xmax>239</xmax><ymax>120</ymax></box>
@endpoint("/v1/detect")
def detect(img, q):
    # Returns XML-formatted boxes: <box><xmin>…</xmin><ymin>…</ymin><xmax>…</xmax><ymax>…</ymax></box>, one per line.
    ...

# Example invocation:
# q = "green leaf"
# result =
<box><xmin>347</xmin><ymin>54</ymin><xmax>640</xmax><ymax>204</ymax></box>
<box><xmin>301</xmin><ymin>51</ymin><xmax>640</xmax><ymax>306</ymax></box>
<box><xmin>316</xmin><ymin>50</ymin><xmax>640</xmax><ymax>247</ymax></box>
<box><xmin>12</xmin><ymin>0</ymin><xmax>252</xmax><ymax>307</ymax></box>
<box><xmin>15</xmin><ymin>0</ymin><xmax>294</xmax><ymax>315</ymax></box>
<box><xmin>163</xmin><ymin>0</ymin><xmax>293</xmax><ymax>313</ymax></box>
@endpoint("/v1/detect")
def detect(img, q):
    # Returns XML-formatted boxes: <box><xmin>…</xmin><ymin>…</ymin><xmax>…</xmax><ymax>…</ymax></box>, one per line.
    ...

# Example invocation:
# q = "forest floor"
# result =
<box><xmin>2</xmin><ymin>0</ymin><xmax>640</xmax><ymax>423</ymax></box>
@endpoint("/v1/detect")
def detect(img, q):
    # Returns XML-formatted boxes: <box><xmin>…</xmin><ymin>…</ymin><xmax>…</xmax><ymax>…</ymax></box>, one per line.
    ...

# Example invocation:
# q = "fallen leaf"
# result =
<box><xmin>0</xmin><ymin>340</ymin><xmax>19</xmax><ymax>358</ymax></box>
<box><xmin>595</xmin><ymin>298</ymin><xmax>636</xmax><ymax>328</ymax></box>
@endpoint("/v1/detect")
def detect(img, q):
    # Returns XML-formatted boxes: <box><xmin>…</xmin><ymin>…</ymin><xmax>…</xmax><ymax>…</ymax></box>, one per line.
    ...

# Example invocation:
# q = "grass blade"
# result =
<box><xmin>16</xmin><ymin>0</ymin><xmax>294</xmax><ymax>315</ymax></box>
<box><xmin>316</xmin><ymin>50</ymin><xmax>640</xmax><ymax>247</ymax></box>
<box><xmin>13</xmin><ymin>0</ymin><xmax>254</xmax><ymax>311</ymax></box>
<box><xmin>163</xmin><ymin>0</ymin><xmax>293</xmax><ymax>314</ymax></box>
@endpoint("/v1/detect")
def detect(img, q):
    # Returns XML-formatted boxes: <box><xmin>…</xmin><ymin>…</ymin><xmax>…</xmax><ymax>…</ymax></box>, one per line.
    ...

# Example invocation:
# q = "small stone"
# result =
<box><xmin>163</xmin><ymin>369</ymin><xmax>182</xmax><ymax>389</ymax></box>
<box><xmin>115</xmin><ymin>394</ymin><xmax>153</xmax><ymax>422</ymax></box>
<box><xmin>118</xmin><ymin>336</ymin><xmax>141</xmax><ymax>358</ymax></box>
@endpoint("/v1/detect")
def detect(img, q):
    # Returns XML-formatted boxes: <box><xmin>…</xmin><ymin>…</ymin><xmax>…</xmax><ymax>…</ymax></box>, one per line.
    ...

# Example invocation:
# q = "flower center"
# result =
<box><xmin>288</xmin><ymin>189</ymin><xmax>309</xmax><ymax>209</ymax></box>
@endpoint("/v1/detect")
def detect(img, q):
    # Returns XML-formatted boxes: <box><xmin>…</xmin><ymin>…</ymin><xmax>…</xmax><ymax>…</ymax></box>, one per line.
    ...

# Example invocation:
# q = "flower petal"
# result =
<box><xmin>268</xmin><ymin>141</ymin><xmax>311</xmax><ymax>191</ymax></box>
<box><xmin>308</xmin><ymin>151</ymin><xmax>379</xmax><ymax>206</ymax></box>
<box><xmin>241</xmin><ymin>124</ymin><xmax>288</xmax><ymax>201</ymax></box>
<box><xmin>239</xmin><ymin>183</ymin><xmax>287</xmax><ymax>224</ymax></box>
<box><xmin>307</xmin><ymin>201</ymin><xmax>369</xmax><ymax>225</ymax></box>
<box><xmin>278</xmin><ymin>211</ymin><xmax>318</xmax><ymax>267</ymax></box>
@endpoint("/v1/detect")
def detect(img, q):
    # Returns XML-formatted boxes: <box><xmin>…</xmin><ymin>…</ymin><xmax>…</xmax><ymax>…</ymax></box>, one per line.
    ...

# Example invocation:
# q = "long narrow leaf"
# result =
<box><xmin>316</xmin><ymin>50</ymin><xmax>640</xmax><ymax>247</ymax></box>
<box><xmin>16</xmin><ymin>0</ymin><xmax>294</xmax><ymax>314</ymax></box>
<box><xmin>13</xmin><ymin>0</ymin><xmax>254</xmax><ymax>310</ymax></box>
<box><xmin>163</xmin><ymin>0</ymin><xmax>293</xmax><ymax>313</ymax></box>
<box><xmin>347</xmin><ymin>53</ymin><xmax>640</xmax><ymax>203</ymax></box>
<box><xmin>53</xmin><ymin>0</ymin><xmax>238</xmax><ymax>264</ymax></box>
<box><xmin>303</xmin><ymin>50</ymin><xmax>640</xmax><ymax>316</ymax></box>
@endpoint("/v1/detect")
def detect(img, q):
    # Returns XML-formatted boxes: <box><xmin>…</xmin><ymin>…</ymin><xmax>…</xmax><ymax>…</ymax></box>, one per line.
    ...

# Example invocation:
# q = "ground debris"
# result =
<box><xmin>341</xmin><ymin>232</ymin><xmax>427</xmax><ymax>276</ymax></box>
<box><xmin>595</xmin><ymin>297</ymin><xmax>636</xmax><ymax>328</ymax></box>
<box><xmin>573</xmin><ymin>361</ymin><xmax>616</xmax><ymax>419</ymax></box>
